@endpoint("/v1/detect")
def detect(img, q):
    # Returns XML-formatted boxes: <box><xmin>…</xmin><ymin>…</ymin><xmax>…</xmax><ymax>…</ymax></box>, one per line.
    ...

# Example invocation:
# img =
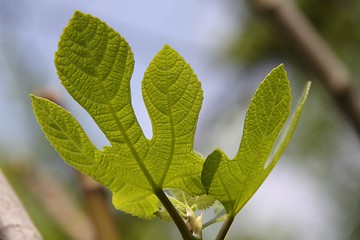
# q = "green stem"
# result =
<box><xmin>154</xmin><ymin>189</ymin><xmax>196</xmax><ymax>240</ymax></box>
<box><xmin>215</xmin><ymin>215</ymin><xmax>235</xmax><ymax>240</ymax></box>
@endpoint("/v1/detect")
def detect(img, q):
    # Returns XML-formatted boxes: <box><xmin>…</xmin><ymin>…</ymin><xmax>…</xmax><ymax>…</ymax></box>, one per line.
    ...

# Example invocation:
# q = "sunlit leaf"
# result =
<box><xmin>202</xmin><ymin>65</ymin><xmax>310</xmax><ymax>217</ymax></box>
<box><xmin>32</xmin><ymin>11</ymin><xmax>205</xmax><ymax>219</ymax></box>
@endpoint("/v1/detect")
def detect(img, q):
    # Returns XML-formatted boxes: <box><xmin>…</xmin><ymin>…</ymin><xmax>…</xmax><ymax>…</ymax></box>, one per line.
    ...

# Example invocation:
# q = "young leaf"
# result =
<box><xmin>155</xmin><ymin>189</ymin><xmax>215</xmax><ymax>222</ymax></box>
<box><xmin>201</xmin><ymin>65</ymin><xmax>310</xmax><ymax>217</ymax></box>
<box><xmin>168</xmin><ymin>189</ymin><xmax>215</xmax><ymax>211</ymax></box>
<box><xmin>32</xmin><ymin>11</ymin><xmax>205</xmax><ymax>219</ymax></box>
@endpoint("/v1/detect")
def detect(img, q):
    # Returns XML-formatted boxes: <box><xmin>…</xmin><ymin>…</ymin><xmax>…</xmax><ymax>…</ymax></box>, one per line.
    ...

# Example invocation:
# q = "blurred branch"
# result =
<box><xmin>26</xmin><ymin>168</ymin><xmax>96</xmax><ymax>240</ymax></box>
<box><xmin>76</xmin><ymin>172</ymin><xmax>121</xmax><ymax>240</ymax></box>
<box><xmin>0</xmin><ymin>169</ymin><xmax>42</xmax><ymax>240</ymax></box>
<box><xmin>249</xmin><ymin>0</ymin><xmax>360</xmax><ymax>137</ymax></box>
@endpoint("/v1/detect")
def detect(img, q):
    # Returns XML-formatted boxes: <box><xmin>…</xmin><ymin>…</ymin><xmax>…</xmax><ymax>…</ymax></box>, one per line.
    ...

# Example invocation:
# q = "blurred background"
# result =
<box><xmin>1</xmin><ymin>0</ymin><xmax>360</xmax><ymax>239</ymax></box>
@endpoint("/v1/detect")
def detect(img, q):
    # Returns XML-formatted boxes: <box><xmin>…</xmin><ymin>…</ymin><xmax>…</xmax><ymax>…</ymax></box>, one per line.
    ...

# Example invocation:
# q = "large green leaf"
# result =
<box><xmin>32</xmin><ymin>11</ymin><xmax>204</xmax><ymax>219</ymax></box>
<box><xmin>201</xmin><ymin>65</ymin><xmax>310</xmax><ymax>216</ymax></box>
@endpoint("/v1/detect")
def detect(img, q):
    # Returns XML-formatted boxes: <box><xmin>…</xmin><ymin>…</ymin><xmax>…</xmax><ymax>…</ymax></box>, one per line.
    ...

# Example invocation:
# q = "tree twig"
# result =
<box><xmin>215</xmin><ymin>215</ymin><xmax>235</xmax><ymax>240</ymax></box>
<box><xmin>0</xmin><ymin>169</ymin><xmax>42</xmax><ymax>240</ymax></box>
<box><xmin>154</xmin><ymin>189</ymin><xmax>196</xmax><ymax>240</ymax></box>
<box><xmin>249</xmin><ymin>0</ymin><xmax>360</xmax><ymax>137</ymax></box>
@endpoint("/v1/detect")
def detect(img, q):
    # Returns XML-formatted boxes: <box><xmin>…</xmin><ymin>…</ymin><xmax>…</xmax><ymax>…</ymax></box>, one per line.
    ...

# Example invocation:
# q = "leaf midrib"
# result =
<box><xmin>36</xmin><ymin>97</ymin><xmax>94</xmax><ymax>164</ymax></box>
<box><xmin>157</xmin><ymin>64</ymin><xmax>183</xmax><ymax>187</ymax></box>
<box><xmin>158</xmin><ymin>92</ymin><xmax>175</xmax><ymax>186</ymax></box>
<box><xmin>90</xmin><ymin>35</ymin><xmax>158</xmax><ymax>191</ymax></box>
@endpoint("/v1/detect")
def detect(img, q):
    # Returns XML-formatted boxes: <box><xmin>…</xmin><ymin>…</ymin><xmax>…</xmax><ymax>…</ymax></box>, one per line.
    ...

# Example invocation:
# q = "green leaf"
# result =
<box><xmin>201</xmin><ymin>65</ymin><xmax>310</xmax><ymax>216</ymax></box>
<box><xmin>31</xmin><ymin>95</ymin><xmax>160</xmax><ymax>218</ymax></box>
<box><xmin>155</xmin><ymin>189</ymin><xmax>215</xmax><ymax>222</ymax></box>
<box><xmin>32</xmin><ymin>11</ymin><xmax>205</xmax><ymax>219</ymax></box>
<box><xmin>168</xmin><ymin>189</ymin><xmax>215</xmax><ymax>211</ymax></box>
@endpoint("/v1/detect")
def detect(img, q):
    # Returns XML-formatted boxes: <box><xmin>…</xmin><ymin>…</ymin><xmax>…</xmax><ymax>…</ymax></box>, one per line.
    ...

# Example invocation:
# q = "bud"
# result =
<box><xmin>193</xmin><ymin>213</ymin><xmax>203</xmax><ymax>239</ymax></box>
<box><xmin>185</xmin><ymin>206</ymin><xmax>202</xmax><ymax>239</ymax></box>
<box><xmin>185</xmin><ymin>206</ymin><xmax>196</xmax><ymax>231</ymax></box>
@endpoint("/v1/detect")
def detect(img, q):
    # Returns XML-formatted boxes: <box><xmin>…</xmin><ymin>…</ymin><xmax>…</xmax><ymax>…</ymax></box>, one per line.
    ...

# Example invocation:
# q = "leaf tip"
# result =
<box><xmin>72</xmin><ymin>10</ymin><xmax>87</xmax><ymax>20</ymax></box>
<box><xmin>159</xmin><ymin>44</ymin><xmax>176</xmax><ymax>56</ymax></box>
<box><xmin>277</xmin><ymin>63</ymin><xmax>285</xmax><ymax>69</ymax></box>
<box><xmin>272</xmin><ymin>63</ymin><xmax>287</xmax><ymax>76</ymax></box>
<box><xmin>163</xmin><ymin>43</ymin><xmax>172</xmax><ymax>49</ymax></box>
<box><xmin>30</xmin><ymin>94</ymin><xmax>42</xmax><ymax>107</ymax></box>
<box><xmin>29</xmin><ymin>93</ymin><xmax>36</xmax><ymax>100</ymax></box>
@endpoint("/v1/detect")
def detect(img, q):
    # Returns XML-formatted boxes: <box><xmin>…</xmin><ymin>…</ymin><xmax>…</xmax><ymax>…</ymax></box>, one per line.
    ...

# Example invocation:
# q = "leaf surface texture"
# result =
<box><xmin>32</xmin><ymin>11</ymin><xmax>204</xmax><ymax>218</ymax></box>
<box><xmin>201</xmin><ymin>65</ymin><xmax>310</xmax><ymax>216</ymax></box>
